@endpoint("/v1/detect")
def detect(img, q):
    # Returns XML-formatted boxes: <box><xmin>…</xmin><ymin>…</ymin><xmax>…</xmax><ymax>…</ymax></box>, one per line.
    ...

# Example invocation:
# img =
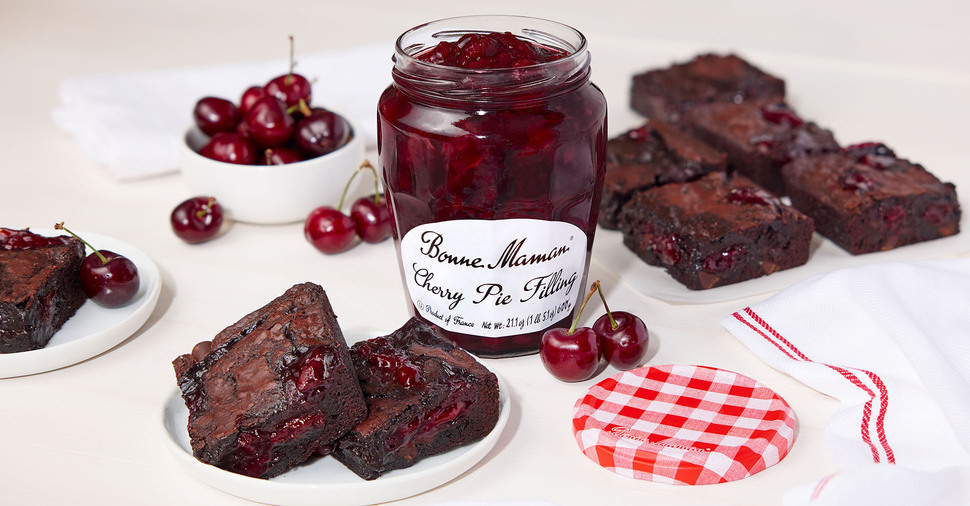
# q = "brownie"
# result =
<box><xmin>631</xmin><ymin>53</ymin><xmax>786</xmax><ymax>122</ymax></box>
<box><xmin>782</xmin><ymin>142</ymin><xmax>961</xmax><ymax>254</ymax></box>
<box><xmin>331</xmin><ymin>318</ymin><xmax>500</xmax><ymax>480</ymax></box>
<box><xmin>599</xmin><ymin>119</ymin><xmax>727</xmax><ymax>229</ymax></box>
<box><xmin>172</xmin><ymin>282</ymin><xmax>367</xmax><ymax>479</ymax></box>
<box><xmin>0</xmin><ymin>228</ymin><xmax>85</xmax><ymax>353</ymax></box>
<box><xmin>619</xmin><ymin>172</ymin><xmax>814</xmax><ymax>290</ymax></box>
<box><xmin>682</xmin><ymin>98</ymin><xmax>840</xmax><ymax>195</ymax></box>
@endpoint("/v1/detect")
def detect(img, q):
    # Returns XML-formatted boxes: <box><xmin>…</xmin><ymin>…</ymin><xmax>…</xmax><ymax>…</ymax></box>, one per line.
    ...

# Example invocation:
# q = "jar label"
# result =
<box><xmin>400</xmin><ymin>218</ymin><xmax>587</xmax><ymax>338</ymax></box>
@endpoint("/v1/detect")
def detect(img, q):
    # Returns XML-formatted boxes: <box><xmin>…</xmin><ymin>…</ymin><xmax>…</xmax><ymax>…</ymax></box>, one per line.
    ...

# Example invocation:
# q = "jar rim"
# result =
<box><xmin>393</xmin><ymin>15</ymin><xmax>588</xmax><ymax>74</ymax></box>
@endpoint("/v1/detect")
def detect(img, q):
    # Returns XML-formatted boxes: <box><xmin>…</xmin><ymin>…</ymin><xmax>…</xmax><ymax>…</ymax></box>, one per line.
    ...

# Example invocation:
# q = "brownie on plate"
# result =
<box><xmin>631</xmin><ymin>53</ymin><xmax>786</xmax><ymax>122</ymax></box>
<box><xmin>782</xmin><ymin>142</ymin><xmax>961</xmax><ymax>254</ymax></box>
<box><xmin>682</xmin><ymin>98</ymin><xmax>840</xmax><ymax>195</ymax></box>
<box><xmin>0</xmin><ymin>228</ymin><xmax>86</xmax><ymax>353</ymax></box>
<box><xmin>172</xmin><ymin>282</ymin><xmax>367</xmax><ymax>479</ymax></box>
<box><xmin>619</xmin><ymin>172</ymin><xmax>814</xmax><ymax>290</ymax></box>
<box><xmin>599</xmin><ymin>119</ymin><xmax>727</xmax><ymax>229</ymax></box>
<box><xmin>331</xmin><ymin>318</ymin><xmax>500</xmax><ymax>480</ymax></box>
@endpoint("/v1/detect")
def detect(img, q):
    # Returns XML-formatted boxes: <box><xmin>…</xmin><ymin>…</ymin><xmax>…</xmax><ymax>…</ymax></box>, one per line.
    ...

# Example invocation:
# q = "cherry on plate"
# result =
<box><xmin>54</xmin><ymin>223</ymin><xmax>139</xmax><ymax>308</ymax></box>
<box><xmin>171</xmin><ymin>196</ymin><xmax>224</xmax><ymax>244</ymax></box>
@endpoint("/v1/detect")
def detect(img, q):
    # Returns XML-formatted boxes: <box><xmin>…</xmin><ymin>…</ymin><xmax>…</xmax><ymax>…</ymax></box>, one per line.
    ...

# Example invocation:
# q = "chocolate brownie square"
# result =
<box><xmin>0</xmin><ymin>228</ymin><xmax>86</xmax><ymax>353</ymax></box>
<box><xmin>599</xmin><ymin>119</ymin><xmax>727</xmax><ymax>229</ymax></box>
<box><xmin>331</xmin><ymin>318</ymin><xmax>500</xmax><ymax>480</ymax></box>
<box><xmin>682</xmin><ymin>98</ymin><xmax>840</xmax><ymax>195</ymax></box>
<box><xmin>619</xmin><ymin>172</ymin><xmax>814</xmax><ymax>290</ymax></box>
<box><xmin>782</xmin><ymin>142</ymin><xmax>961</xmax><ymax>254</ymax></box>
<box><xmin>631</xmin><ymin>53</ymin><xmax>786</xmax><ymax>122</ymax></box>
<box><xmin>172</xmin><ymin>282</ymin><xmax>367</xmax><ymax>479</ymax></box>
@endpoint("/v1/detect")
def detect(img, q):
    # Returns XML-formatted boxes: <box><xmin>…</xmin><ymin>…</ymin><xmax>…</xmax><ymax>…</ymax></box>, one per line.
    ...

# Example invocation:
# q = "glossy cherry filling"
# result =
<box><xmin>416</xmin><ymin>31</ymin><xmax>567</xmax><ymax>69</ymax></box>
<box><xmin>702</xmin><ymin>245</ymin><xmax>745</xmax><ymax>272</ymax></box>
<box><xmin>226</xmin><ymin>411</ymin><xmax>329</xmax><ymax>477</ymax></box>
<box><xmin>0</xmin><ymin>228</ymin><xmax>72</xmax><ymax>250</ymax></box>
<box><xmin>353</xmin><ymin>337</ymin><xmax>424</xmax><ymax>388</ymax></box>
<box><xmin>383</xmin><ymin>387</ymin><xmax>474</xmax><ymax>459</ymax></box>
<box><xmin>727</xmin><ymin>186</ymin><xmax>779</xmax><ymax>206</ymax></box>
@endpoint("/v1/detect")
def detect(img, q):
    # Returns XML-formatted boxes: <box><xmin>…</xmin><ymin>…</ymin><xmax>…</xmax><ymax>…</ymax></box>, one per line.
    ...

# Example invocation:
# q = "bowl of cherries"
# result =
<box><xmin>179</xmin><ymin>39</ymin><xmax>364</xmax><ymax>225</ymax></box>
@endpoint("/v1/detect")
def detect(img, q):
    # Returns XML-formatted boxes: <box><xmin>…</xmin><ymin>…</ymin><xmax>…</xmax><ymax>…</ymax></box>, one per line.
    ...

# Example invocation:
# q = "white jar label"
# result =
<box><xmin>400</xmin><ymin>218</ymin><xmax>587</xmax><ymax>338</ymax></box>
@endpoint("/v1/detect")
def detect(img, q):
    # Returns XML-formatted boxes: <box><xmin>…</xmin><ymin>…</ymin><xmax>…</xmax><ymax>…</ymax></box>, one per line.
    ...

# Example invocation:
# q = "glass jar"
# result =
<box><xmin>378</xmin><ymin>15</ymin><xmax>607</xmax><ymax>357</ymax></box>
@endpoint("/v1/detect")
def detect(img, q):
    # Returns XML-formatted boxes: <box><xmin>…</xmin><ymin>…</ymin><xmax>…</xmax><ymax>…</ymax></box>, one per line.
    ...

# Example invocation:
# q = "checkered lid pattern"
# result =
<box><xmin>572</xmin><ymin>364</ymin><xmax>796</xmax><ymax>485</ymax></box>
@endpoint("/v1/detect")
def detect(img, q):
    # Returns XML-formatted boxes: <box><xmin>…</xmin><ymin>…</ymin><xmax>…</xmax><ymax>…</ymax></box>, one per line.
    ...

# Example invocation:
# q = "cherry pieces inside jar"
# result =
<box><xmin>380</xmin><ymin>19</ymin><xmax>608</xmax><ymax>358</ymax></box>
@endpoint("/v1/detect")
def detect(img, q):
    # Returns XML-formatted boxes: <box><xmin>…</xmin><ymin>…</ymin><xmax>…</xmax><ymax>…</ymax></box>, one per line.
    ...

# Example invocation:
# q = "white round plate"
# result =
<box><xmin>162</xmin><ymin>329</ymin><xmax>511</xmax><ymax>506</ymax></box>
<box><xmin>0</xmin><ymin>229</ymin><xmax>162</xmax><ymax>378</ymax></box>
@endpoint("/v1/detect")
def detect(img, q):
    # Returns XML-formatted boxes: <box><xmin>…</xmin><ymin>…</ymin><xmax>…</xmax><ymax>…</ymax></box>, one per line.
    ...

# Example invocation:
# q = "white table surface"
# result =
<box><xmin>2</xmin><ymin>1</ymin><xmax>969</xmax><ymax>504</ymax></box>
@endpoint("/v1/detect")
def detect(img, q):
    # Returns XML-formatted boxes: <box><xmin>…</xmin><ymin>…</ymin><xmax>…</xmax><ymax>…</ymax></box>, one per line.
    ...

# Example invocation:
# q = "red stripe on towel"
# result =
<box><xmin>732</xmin><ymin>308</ymin><xmax>895</xmax><ymax>463</ymax></box>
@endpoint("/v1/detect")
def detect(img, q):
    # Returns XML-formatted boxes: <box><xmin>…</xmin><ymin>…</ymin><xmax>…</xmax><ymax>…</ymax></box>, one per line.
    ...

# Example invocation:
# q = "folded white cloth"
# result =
<box><xmin>52</xmin><ymin>41</ymin><xmax>392</xmax><ymax>180</ymax></box>
<box><xmin>722</xmin><ymin>258</ymin><xmax>970</xmax><ymax>505</ymax></box>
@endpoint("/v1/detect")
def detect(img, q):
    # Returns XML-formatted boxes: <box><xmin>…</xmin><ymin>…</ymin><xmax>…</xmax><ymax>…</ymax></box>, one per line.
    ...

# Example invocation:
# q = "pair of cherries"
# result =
<box><xmin>305</xmin><ymin>160</ymin><xmax>392</xmax><ymax>254</ymax></box>
<box><xmin>539</xmin><ymin>281</ymin><xmax>650</xmax><ymax>382</ymax></box>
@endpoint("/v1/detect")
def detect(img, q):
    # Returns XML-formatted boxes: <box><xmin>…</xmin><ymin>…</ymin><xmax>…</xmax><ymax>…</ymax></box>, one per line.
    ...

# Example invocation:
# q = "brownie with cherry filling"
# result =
<box><xmin>172</xmin><ymin>282</ymin><xmax>367</xmax><ymax>479</ymax></box>
<box><xmin>599</xmin><ymin>119</ymin><xmax>727</xmax><ymax>229</ymax></box>
<box><xmin>682</xmin><ymin>98</ymin><xmax>839</xmax><ymax>195</ymax></box>
<box><xmin>631</xmin><ymin>53</ymin><xmax>786</xmax><ymax>122</ymax></box>
<box><xmin>619</xmin><ymin>172</ymin><xmax>814</xmax><ymax>290</ymax></box>
<box><xmin>782</xmin><ymin>142</ymin><xmax>961</xmax><ymax>254</ymax></box>
<box><xmin>331</xmin><ymin>317</ymin><xmax>500</xmax><ymax>480</ymax></box>
<box><xmin>0</xmin><ymin>228</ymin><xmax>86</xmax><ymax>353</ymax></box>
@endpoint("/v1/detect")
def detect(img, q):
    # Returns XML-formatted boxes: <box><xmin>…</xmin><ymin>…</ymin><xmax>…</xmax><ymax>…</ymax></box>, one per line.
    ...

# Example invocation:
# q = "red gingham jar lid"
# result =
<box><xmin>572</xmin><ymin>364</ymin><xmax>796</xmax><ymax>485</ymax></box>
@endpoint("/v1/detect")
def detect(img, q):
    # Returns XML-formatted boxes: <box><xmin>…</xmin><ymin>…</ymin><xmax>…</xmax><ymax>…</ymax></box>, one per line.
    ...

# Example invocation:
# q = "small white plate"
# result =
<box><xmin>162</xmin><ymin>330</ymin><xmax>511</xmax><ymax>506</ymax></box>
<box><xmin>0</xmin><ymin>229</ymin><xmax>162</xmax><ymax>378</ymax></box>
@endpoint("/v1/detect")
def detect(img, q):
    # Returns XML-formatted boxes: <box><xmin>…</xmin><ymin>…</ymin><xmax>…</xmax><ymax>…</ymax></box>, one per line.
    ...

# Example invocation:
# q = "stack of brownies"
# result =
<box><xmin>604</xmin><ymin>53</ymin><xmax>961</xmax><ymax>290</ymax></box>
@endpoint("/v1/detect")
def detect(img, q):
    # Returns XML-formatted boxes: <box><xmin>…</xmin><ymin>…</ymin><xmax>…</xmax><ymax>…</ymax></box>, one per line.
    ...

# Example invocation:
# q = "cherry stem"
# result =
<box><xmin>594</xmin><ymin>282</ymin><xmax>618</xmax><ymax>330</ymax></box>
<box><xmin>286</xmin><ymin>35</ymin><xmax>295</xmax><ymax>84</ymax></box>
<box><xmin>567</xmin><ymin>280</ymin><xmax>600</xmax><ymax>334</ymax></box>
<box><xmin>336</xmin><ymin>160</ymin><xmax>379</xmax><ymax>211</ymax></box>
<box><xmin>196</xmin><ymin>197</ymin><xmax>217</xmax><ymax>219</ymax></box>
<box><xmin>53</xmin><ymin>222</ymin><xmax>107</xmax><ymax>265</ymax></box>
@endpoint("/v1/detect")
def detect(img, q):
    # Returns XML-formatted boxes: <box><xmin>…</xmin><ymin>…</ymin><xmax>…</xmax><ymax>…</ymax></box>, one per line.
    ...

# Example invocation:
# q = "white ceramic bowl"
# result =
<box><xmin>179</xmin><ymin>111</ymin><xmax>365</xmax><ymax>225</ymax></box>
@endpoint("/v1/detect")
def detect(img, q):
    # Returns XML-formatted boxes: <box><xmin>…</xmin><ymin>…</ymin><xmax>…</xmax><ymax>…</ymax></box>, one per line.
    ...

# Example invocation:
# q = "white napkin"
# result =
<box><xmin>722</xmin><ymin>258</ymin><xmax>970</xmax><ymax>505</ymax></box>
<box><xmin>52</xmin><ymin>41</ymin><xmax>392</xmax><ymax>180</ymax></box>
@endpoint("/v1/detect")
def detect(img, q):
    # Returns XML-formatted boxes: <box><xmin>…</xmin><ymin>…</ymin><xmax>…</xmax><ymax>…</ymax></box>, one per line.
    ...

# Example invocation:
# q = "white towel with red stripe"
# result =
<box><xmin>722</xmin><ymin>258</ymin><xmax>970</xmax><ymax>505</ymax></box>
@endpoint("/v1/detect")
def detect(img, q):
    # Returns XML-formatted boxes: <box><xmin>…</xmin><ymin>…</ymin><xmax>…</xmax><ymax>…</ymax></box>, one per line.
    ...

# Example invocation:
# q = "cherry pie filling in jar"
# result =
<box><xmin>379</xmin><ymin>15</ymin><xmax>607</xmax><ymax>357</ymax></box>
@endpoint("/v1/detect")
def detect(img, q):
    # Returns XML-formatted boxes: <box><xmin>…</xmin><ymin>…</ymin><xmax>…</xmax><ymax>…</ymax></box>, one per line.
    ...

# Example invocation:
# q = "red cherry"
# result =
<box><xmin>350</xmin><ymin>194</ymin><xmax>392</xmax><ymax>243</ymax></box>
<box><xmin>264</xmin><ymin>36</ymin><xmax>312</xmax><ymax>107</ymax></box>
<box><xmin>261</xmin><ymin>147</ymin><xmax>303</xmax><ymax>165</ymax></box>
<box><xmin>54</xmin><ymin>223</ymin><xmax>139</xmax><ymax>308</ymax></box>
<box><xmin>245</xmin><ymin>96</ymin><xmax>295</xmax><ymax>148</ymax></box>
<box><xmin>239</xmin><ymin>86</ymin><xmax>266</xmax><ymax>115</ymax></box>
<box><xmin>540</xmin><ymin>327</ymin><xmax>602</xmax><ymax>382</ymax></box>
<box><xmin>193</xmin><ymin>97</ymin><xmax>241</xmax><ymax>136</ymax></box>
<box><xmin>304</xmin><ymin>207</ymin><xmax>357</xmax><ymax>254</ymax></box>
<box><xmin>539</xmin><ymin>281</ymin><xmax>609</xmax><ymax>382</ymax></box>
<box><xmin>265</xmin><ymin>74</ymin><xmax>312</xmax><ymax>108</ymax></box>
<box><xmin>591</xmin><ymin>283</ymin><xmax>650</xmax><ymax>370</ymax></box>
<box><xmin>593</xmin><ymin>311</ymin><xmax>649</xmax><ymax>371</ymax></box>
<box><xmin>295</xmin><ymin>108</ymin><xmax>350</xmax><ymax>158</ymax></box>
<box><xmin>199</xmin><ymin>132</ymin><xmax>256</xmax><ymax>164</ymax></box>
<box><xmin>171</xmin><ymin>196</ymin><xmax>224</xmax><ymax>244</ymax></box>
